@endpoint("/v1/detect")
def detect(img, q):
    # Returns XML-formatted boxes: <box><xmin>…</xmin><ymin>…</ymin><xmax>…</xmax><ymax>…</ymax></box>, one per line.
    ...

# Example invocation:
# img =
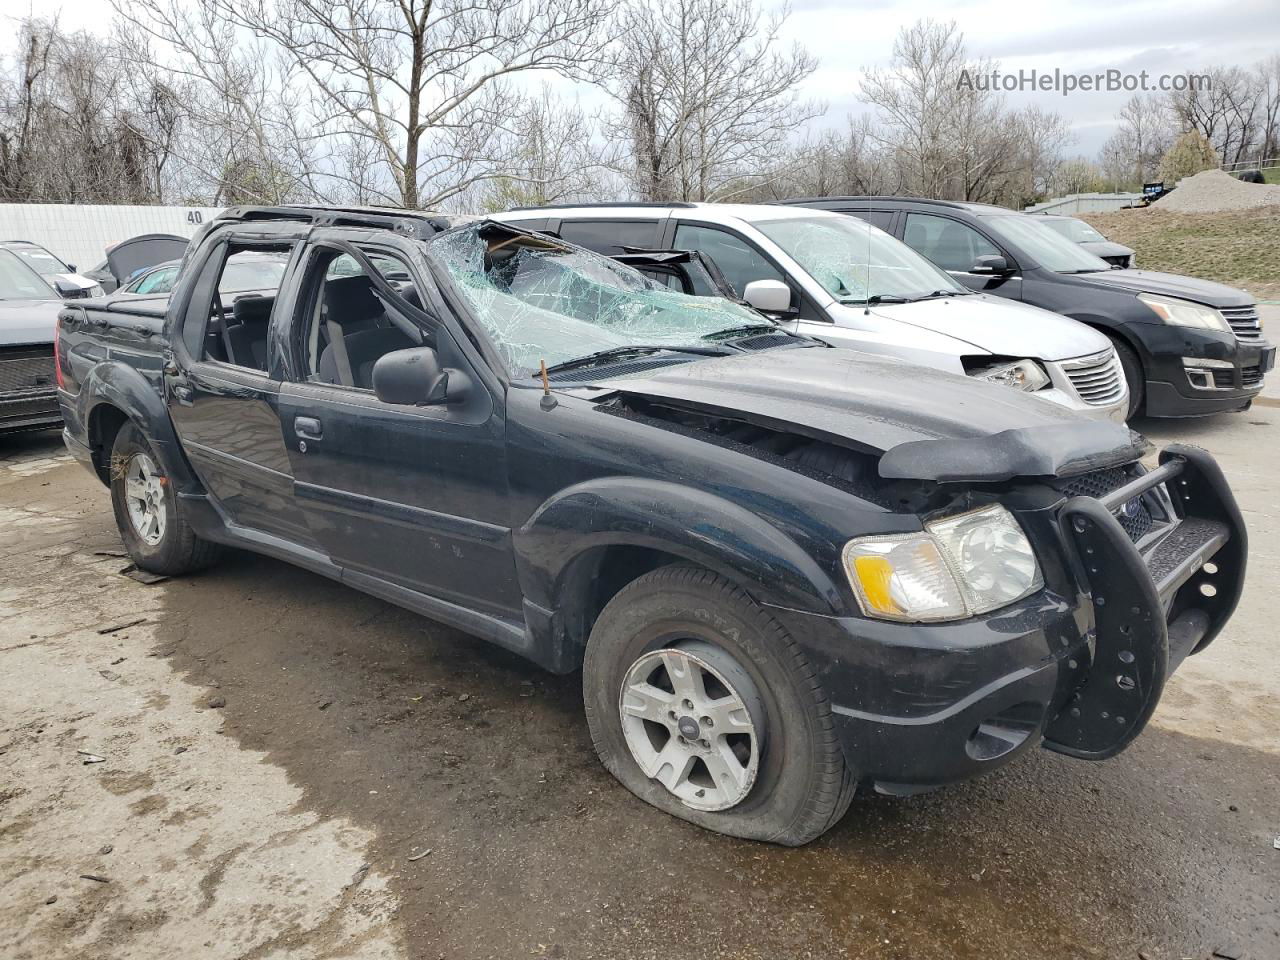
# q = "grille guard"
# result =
<box><xmin>1042</xmin><ymin>444</ymin><xmax>1247</xmax><ymax>760</ymax></box>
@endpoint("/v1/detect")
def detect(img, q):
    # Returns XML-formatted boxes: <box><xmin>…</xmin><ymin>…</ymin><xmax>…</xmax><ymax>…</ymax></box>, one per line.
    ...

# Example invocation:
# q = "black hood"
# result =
<box><xmin>1070</xmin><ymin>268</ymin><xmax>1253</xmax><ymax>308</ymax></box>
<box><xmin>594</xmin><ymin>347</ymin><xmax>1147</xmax><ymax>482</ymax></box>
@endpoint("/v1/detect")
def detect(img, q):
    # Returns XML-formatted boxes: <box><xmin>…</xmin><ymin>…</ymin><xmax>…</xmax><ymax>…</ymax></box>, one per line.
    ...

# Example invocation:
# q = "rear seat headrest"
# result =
<box><xmin>324</xmin><ymin>274</ymin><xmax>384</xmax><ymax>323</ymax></box>
<box><xmin>231</xmin><ymin>294</ymin><xmax>274</xmax><ymax>325</ymax></box>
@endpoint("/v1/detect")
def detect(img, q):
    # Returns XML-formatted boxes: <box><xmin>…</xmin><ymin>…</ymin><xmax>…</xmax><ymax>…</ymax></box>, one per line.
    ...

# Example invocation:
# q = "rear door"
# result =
<box><xmin>276</xmin><ymin>232</ymin><xmax>521</xmax><ymax>618</ymax></box>
<box><xmin>163</xmin><ymin>234</ymin><xmax>317</xmax><ymax>547</ymax></box>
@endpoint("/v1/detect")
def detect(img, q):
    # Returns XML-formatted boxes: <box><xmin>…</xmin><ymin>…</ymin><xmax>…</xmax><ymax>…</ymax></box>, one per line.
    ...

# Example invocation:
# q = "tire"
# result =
<box><xmin>583</xmin><ymin>564</ymin><xmax>855</xmax><ymax>845</ymax></box>
<box><xmin>1110</xmin><ymin>337</ymin><xmax>1144</xmax><ymax>420</ymax></box>
<box><xmin>109</xmin><ymin>422</ymin><xmax>220</xmax><ymax>575</ymax></box>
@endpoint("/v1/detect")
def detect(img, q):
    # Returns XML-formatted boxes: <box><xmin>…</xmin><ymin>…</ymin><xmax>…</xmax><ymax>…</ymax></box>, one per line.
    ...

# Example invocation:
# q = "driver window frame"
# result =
<box><xmin>902</xmin><ymin>212</ymin><xmax>1013</xmax><ymax>275</ymax></box>
<box><xmin>290</xmin><ymin>241</ymin><xmax>434</xmax><ymax>394</ymax></box>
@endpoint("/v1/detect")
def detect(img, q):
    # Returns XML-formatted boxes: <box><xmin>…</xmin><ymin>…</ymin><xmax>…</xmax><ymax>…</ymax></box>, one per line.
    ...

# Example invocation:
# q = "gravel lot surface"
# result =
<box><xmin>3</xmin><ymin>411</ymin><xmax>1279</xmax><ymax>960</ymax></box>
<box><xmin>1154</xmin><ymin>169</ymin><xmax>1280</xmax><ymax>213</ymax></box>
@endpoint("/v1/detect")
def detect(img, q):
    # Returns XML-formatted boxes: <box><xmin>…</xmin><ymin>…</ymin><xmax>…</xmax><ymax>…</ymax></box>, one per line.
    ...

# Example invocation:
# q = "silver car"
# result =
<box><xmin>497</xmin><ymin>204</ymin><xmax>1129</xmax><ymax>421</ymax></box>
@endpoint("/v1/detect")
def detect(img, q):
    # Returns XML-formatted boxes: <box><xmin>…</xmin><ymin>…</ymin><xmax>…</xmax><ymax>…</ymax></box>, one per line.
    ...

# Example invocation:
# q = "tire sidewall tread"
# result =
<box><xmin>583</xmin><ymin>564</ymin><xmax>853</xmax><ymax>845</ymax></box>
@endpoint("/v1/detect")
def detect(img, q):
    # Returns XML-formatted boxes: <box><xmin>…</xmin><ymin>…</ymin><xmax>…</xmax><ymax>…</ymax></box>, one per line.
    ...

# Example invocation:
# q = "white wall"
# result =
<box><xmin>1024</xmin><ymin>193</ymin><xmax>1143</xmax><ymax>214</ymax></box>
<box><xmin>0</xmin><ymin>204</ymin><xmax>224</xmax><ymax>273</ymax></box>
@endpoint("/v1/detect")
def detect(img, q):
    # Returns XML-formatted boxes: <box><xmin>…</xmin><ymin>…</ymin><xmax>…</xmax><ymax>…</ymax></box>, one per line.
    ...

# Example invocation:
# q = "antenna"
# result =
<box><xmin>539</xmin><ymin>359</ymin><xmax>557</xmax><ymax>410</ymax></box>
<box><xmin>864</xmin><ymin>214</ymin><xmax>871</xmax><ymax>316</ymax></box>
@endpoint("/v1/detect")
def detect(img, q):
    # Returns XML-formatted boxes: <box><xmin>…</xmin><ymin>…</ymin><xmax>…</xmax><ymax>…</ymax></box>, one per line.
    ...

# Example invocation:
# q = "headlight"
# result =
<box><xmin>842</xmin><ymin>505</ymin><xmax>1043</xmax><ymax>622</ymax></box>
<box><xmin>971</xmin><ymin>358</ymin><xmax>1051</xmax><ymax>392</ymax></box>
<box><xmin>1137</xmin><ymin>293</ymin><xmax>1228</xmax><ymax>332</ymax></box>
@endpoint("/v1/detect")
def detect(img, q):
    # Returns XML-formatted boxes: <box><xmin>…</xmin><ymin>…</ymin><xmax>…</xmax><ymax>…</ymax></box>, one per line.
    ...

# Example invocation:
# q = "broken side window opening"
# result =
<box><xmin>426</xmin><ymin>223</ymin><xmax>778</xmax><ymax>377</ymax></box>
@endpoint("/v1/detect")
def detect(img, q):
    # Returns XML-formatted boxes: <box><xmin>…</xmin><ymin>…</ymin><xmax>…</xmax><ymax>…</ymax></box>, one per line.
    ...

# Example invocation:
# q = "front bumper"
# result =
<box><xmin>1143</xmin><ymin>328</ymin><xmax>1273</xmax><ymax>417</ymax></box>
<box><xmin>771</xmin><ymin>444</ymin><xmax>1245</xmax><ymax>791</ymax></box>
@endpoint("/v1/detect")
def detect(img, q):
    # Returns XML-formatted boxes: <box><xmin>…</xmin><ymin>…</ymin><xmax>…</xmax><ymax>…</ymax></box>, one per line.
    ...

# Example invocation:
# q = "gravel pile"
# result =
<box><xmin>1154</xmin><ymin>168</ymin><xmax>1280</xmax><ymax>212</ymax></box>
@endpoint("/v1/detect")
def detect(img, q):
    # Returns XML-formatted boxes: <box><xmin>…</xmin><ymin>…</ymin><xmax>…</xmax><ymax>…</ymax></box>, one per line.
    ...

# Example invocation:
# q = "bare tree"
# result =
<box><xmin>0</xmin><ymin>18</ymin><xmax>175</xmax><ymax>203</ymax></box>
<box><xmin>169</xmin><ymin>0</ymin><xmax>618</xmax><ymax>209</ymax></box>
<box><xmin>607</xmin><ymin>0</ymin><xmax>820</xmax><ymax>202</ymax></box>
<box><xmin>474</xmin><ymin>86</ymin><xmax>612</xmax><ymax>211</ymax></box>
<box><xmin>859</xmin><ymin>19</ymin><xmax>967</xmax><ymax>199</ymax></box>
<box><xmin>1168</xmin><ymin>66</ymin><xmax>1262</xmax><ymax>166</ymax></box>
<box><xmin>1255</xmin><ymin>55</ymin><xmax>1280</xmax><ymax>162</ymax></box>
<box><xmin>859</xmin><ymin>20</ymin><xmax>1070</xmax><ymax>206</ymax></box>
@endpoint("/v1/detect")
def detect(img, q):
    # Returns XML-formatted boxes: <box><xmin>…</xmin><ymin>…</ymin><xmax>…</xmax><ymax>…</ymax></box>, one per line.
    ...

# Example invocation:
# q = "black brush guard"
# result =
<box><xmin>1043</xmin><ymin>444</ymin><xmax>1247</xmax><ymax>760</ymax></box>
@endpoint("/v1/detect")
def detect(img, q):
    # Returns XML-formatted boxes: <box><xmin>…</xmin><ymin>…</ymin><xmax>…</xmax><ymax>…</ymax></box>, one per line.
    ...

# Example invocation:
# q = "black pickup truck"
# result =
<box><xmin>56</xmin><ymin>205</ymin><xmax>1246</xmax><ymax>845</ymax></box>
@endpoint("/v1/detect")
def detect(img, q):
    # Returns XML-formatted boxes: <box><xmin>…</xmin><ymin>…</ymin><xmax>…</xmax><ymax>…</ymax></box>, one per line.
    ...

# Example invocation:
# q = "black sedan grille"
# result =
<box><xmin>0</xmin><ymin>346</ymin><xmax>56</xmax><ymax>395</ymax></box>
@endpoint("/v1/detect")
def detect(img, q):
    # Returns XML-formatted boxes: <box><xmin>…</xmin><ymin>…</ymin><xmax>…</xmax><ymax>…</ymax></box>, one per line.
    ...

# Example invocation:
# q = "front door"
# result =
<box><xmin>276</xmin><ymin>235</ymin><xmax>521</xmax><ymax>618</ymax></box>
<box><xmin>900</xmin><ymin>212</ymin><xmax>1023</xmax><ymax>298</ymax></box>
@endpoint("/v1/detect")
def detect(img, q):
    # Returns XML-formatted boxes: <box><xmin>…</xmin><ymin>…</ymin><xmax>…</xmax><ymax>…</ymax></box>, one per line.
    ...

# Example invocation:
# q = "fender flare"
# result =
<box><xmin>79</xmin><ymin>361</ymin><xmax>203</xmax><ymax>494</ymax></box>
<box><xmin>514</xmin><ymin>477</ymin><xmax>844</xmax><ymax>617</ymax></box>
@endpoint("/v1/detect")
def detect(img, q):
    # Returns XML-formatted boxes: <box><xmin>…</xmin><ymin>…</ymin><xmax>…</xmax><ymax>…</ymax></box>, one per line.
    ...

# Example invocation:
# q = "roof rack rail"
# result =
<box><xmin>214</xmin><ymin>204</ymin><xmax>456</xmax><ymax>237</ymax></box>
<box><xmin>775</xmin><ymin>195</ymin><xmax>968</xmax><ymax>208</ymax></box>
<box><xmin>509</xmin><ymin>201</ymin><xmax>697</xmax><ymax>211</ymax></box>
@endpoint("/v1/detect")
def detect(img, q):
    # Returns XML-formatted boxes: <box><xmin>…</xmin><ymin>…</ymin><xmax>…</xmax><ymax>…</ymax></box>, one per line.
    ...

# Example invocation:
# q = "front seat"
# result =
<box><xmin>317</xmin><ymin>327</ymin><xmax>414</xmax><ymax>389</ymax></box>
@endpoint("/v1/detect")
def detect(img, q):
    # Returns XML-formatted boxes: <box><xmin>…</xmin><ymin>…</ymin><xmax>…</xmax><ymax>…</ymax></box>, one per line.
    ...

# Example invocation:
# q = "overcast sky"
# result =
<box><xmin>7</xmin><ymin>0</ymin><xmax>1280</xmax><ymax>159</ymax></box>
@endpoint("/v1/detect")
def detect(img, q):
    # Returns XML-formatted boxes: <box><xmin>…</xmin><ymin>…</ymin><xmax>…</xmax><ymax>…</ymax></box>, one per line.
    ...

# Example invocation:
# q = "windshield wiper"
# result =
<box><xmin>701</xmin><ymin>324</ymin><xmax>781</xmax><ymax>341</ymax></box>
<box><xmin>1059</xmin><ymin>268</ymin><xmax>1107</xmax><ymax>274</ymax></box>
<box><xmin>542</xmin><ymin>343</ymin><xmax>734</xmax><ymax>375</ymax></box>
<box><xmin>916</xmin><ymin>289</ymin><xmax>968</xmax><ymax>299</ymax></box>
<box><xmin>838</xmin><ymin>294</ymin><xmax>912</xmax><ymax>305</ymax></box>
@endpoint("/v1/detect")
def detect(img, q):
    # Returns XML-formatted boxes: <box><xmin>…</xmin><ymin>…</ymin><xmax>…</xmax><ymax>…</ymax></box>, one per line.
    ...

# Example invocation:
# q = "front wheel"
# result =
<box><xmin>583</xmin><ymin>565</ymin><xmax>855</xmax><ymax>845</ymax></box>
<box><xmin>1110</xmin><ymin>337</ymin><xmax>1144</xmax><ymax>420</ymax></box>
<box><xmin>109</xmin><ymin>422</ymin><xmax>220</xmax><ymax>576</ymax></box>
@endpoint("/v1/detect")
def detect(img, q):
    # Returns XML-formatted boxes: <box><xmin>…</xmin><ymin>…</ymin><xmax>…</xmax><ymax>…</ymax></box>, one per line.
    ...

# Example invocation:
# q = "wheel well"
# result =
<box><xmin>557</xmin><ymin>545</ymin><xmax>689</xmax><ymax>667</ymax></box>
<box><xmin>88</xmin><ymin>404</ymin><xmax>130</xmax><ymax>486</ymax></box>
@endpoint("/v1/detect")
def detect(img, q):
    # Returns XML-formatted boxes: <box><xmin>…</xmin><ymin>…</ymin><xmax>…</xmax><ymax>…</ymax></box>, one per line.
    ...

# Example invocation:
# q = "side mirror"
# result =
<box><xmin>66</xmin><ymin>263</ymin><xmax>77</xmax><ymax>272</ymax></box>
<box><xmin>970</xmin><ymin>255</ymin><xmax>1010</xmax><ymax>275</ymax></box>
<box><xmin>741</xmin><ymin>278</ymin><xmax>793</xmax><ymax>314</ymax></box>
<box><xmin>52</xmin><ymin>278</ymin><xmax>83</xmax><ymax>297</ymax></box>
<box><xmin>372</xmin><ymin>347</ymin><xmax>468</xmax><ymax>406</ymax></box>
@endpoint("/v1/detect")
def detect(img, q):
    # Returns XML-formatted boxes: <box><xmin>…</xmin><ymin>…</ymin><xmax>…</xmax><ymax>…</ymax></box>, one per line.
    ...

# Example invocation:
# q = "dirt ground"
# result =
<box><xmin>3</xmin><ymin>409</ymin><xmax>1279</xmax><ymax>960</ymax></box>
<box><xmin>1079</xmin><ymin>207</ymin><xmax>1280</xmax><ymax>302</ymax></box>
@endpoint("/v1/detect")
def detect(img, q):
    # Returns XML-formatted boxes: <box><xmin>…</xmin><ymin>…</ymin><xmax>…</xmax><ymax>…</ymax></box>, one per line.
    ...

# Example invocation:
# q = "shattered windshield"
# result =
<box><xmin>427</xmin><ymin>224</ymin><xmax>776</xmax><ymax>375</ymax></box>
<box><xmin>752</xmin><ymin>215</ymin><xmax>965</xmax><ymax>303</ymax></box>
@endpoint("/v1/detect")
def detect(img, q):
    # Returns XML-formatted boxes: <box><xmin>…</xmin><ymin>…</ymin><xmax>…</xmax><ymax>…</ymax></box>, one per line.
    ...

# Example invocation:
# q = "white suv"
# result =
<box><xmin>496</xmin><ymin>203</ymin><xmax>1129</xmax><ymax>421</ymax></box>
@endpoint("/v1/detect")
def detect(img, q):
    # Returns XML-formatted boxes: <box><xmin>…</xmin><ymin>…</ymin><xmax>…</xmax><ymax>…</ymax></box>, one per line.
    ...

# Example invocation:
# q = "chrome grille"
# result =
<box><xmin>0</xmin><ymin>346</ymin><xmax>56</xmax><ymax>396</ymax></box>
<box><xmin>1220</xmin><ymin>305</ymin><xmax>1262</xmax><ymax>341</ymax></box>
<box><xmin>1061</xmin><ymin>349</ymin><xmax>1125</xmax><ymax>406</ymax></box>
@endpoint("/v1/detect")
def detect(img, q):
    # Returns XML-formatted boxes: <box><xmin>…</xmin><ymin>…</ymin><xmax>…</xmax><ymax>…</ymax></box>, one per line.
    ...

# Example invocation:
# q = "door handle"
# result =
<box><xmin>294</xmin><ymin>416</ymin><xmax>323</xmax><ymax>441</ymax></box>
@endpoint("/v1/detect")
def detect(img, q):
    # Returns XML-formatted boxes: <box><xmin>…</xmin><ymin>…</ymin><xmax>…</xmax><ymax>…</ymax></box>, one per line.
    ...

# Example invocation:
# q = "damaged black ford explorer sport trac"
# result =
<box><xmin>56</xmin><ymin>207</ymin><xmax>1247</xmax><ymax>845</ymax></box>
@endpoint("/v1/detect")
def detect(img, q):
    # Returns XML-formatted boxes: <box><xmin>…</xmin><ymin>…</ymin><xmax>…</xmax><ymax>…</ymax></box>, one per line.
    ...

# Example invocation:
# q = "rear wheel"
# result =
<box><xmin>583</xmin><ymin>564</ymin><xmax>855</xmax><ymax>845</ymax></box>
<box><xmin>1110</xmin><ymin>337</ymin><xmax>1144</xmax><ymax>419</ymax></box>
<box><xmin>110</xmin><ymin>422</ymin><xmax>220</xmax><ymax>575</ymax></box>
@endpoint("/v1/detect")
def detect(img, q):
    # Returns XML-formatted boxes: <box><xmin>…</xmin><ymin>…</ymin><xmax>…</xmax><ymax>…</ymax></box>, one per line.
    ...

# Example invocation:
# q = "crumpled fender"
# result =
<box><xmin>513</xmin><ymin>477</ymin><xmax>843</xmax><ymax>616</ymax></box>
<box><xmin>75</xmin><ymin>360</ymin><xmax>202</xmax><ymax>494</ymax></box>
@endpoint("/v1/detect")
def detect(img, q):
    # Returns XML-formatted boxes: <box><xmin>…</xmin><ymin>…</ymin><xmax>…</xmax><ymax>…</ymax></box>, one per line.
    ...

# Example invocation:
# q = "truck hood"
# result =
<box><xmin>0</xmin><ymin>299</ymin><xmax>62</xmax><ymax>346</ymax></box>
<box><xmin>860</xmin><ymin>293</ymin><xmax>1110</xmax><ymax>362</ymax></box>
<box><xmin>595</xmin><ymin>346</ymin><xmax>1146</xmax><ymax>481</ymax></box>
<box><xmin>1067</xmin><ymin>268</ymin><xmax>1254</xmax><ymax>308</ymax></box>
